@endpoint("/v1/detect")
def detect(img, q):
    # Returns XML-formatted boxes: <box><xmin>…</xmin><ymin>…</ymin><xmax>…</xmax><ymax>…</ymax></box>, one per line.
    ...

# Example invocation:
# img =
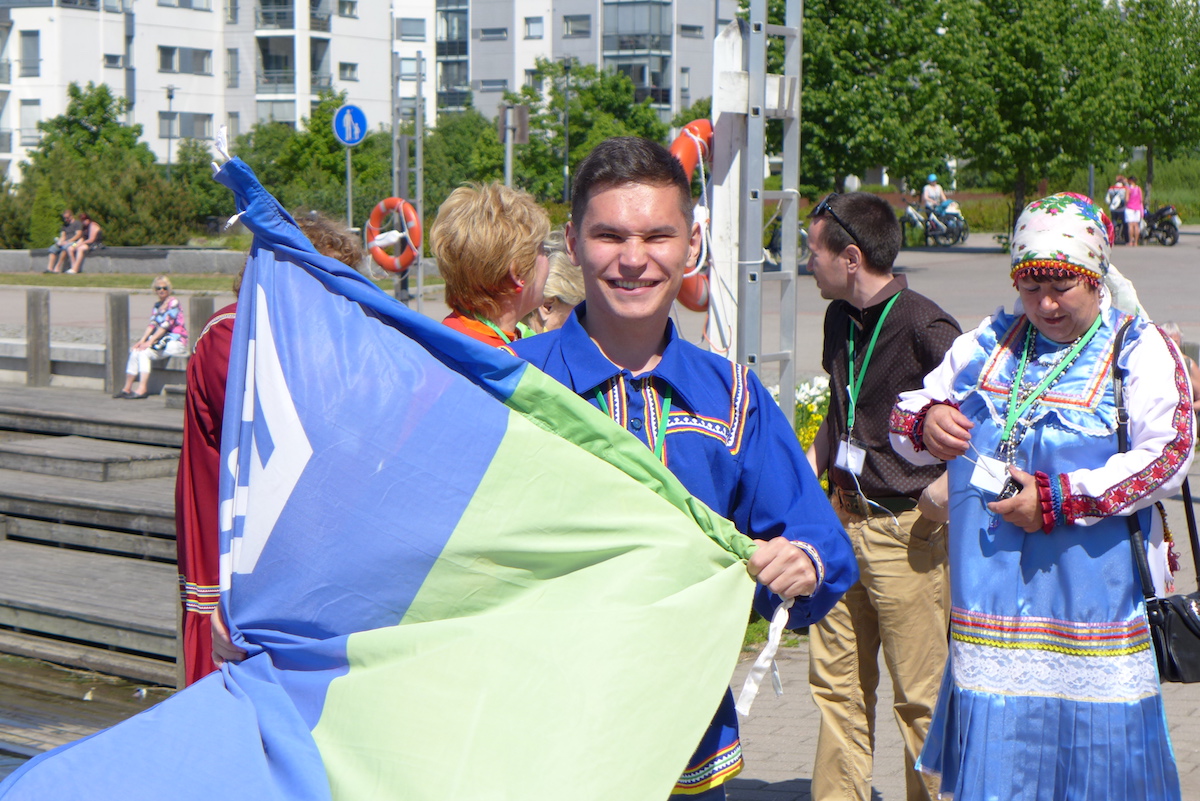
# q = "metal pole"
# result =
<box><xmin>562</xmin><ymin>61</ymin><xmax>571</xmax><ymax>204</ymax></box>
<box><xmin>504</xmin><ymin>105</ymin><xmax>513</xmax><ymax>188</ymax></box>
<box><xmin>165</xmin><ymin>85</ymin><xmax>176</xmax><ymax>180</ymax></box>
<box><xmin>391</xmin><ymin>49</ymin><xmax>400</xmax><ymax>201</ymax></box>
<box><xmin>415</xmin><ymin>51</ymin><xmax>426</xmax><ymax>314</ymax></box>
<box><xmin>346</xmin><ymin>146</ymin><xmax>353</xmax><ymax>228</ymax></box>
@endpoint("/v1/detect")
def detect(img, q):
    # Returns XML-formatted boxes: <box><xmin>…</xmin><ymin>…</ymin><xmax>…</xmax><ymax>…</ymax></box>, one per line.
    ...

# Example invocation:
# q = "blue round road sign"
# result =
<box><xmin>333</xmin><ymin>104</ymin><xmax>368</xmax><ymax>146</ymax></box>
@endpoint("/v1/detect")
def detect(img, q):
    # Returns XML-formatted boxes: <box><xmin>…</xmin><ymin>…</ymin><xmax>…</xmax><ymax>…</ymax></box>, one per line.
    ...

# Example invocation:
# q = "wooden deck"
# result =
<box><xmin>0</xmin><ymin>385</ymin><xmax>183</xmax><ymax>685</ymax></box>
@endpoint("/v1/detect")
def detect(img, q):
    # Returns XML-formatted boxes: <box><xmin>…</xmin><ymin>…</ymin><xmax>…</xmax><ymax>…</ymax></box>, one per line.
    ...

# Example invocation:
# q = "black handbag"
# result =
<box><xmin>1113</xmin><ymin>318</ymin><xmax>1200</xmax><ymax>683</ymax></box>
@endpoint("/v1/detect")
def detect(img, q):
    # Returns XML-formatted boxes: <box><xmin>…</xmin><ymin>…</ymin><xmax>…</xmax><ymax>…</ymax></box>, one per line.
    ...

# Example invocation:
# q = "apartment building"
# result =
<box><xmin>444</xmin><ymin>0</ymin><xmax>736</xmax><ymax>121</ymax></box>
<box><xmin>0</xmin><ymin>0</ymin><xmax>433</xmax><ymax>182</ymax></box>
<box><xmin>0</xmin><ymin>0</ymin><xmax>730</xmax><ymax>182</ymax></box>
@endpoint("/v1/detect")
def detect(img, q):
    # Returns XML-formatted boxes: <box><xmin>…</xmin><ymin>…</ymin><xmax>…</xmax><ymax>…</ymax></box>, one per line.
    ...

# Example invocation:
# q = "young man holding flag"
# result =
<box><xmin>508</xmin><ymin>136</ymin><xmax>855</xmax><ymax>799</ymax></box>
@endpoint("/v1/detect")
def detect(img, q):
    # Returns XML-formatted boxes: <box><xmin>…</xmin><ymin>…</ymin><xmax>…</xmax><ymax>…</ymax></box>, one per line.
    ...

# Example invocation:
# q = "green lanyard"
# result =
<box><xmin>847</xmin><ymin>292</ymin><xmax>901</xmax><ymax>431</ymax></box>
<box><xmin>477</xmin><ymin>317</ymin><xmax>533</xmax><ymax>345</ymax></box>
<box><xmin>1001</xmin><ymin>314</ymin><xmax>1104</xmax><ymax>443</ymax></box>
<box><xmin>594</xmin><ymin>380</ymin><xmax>673</xmax><ymax>462</ymax></box>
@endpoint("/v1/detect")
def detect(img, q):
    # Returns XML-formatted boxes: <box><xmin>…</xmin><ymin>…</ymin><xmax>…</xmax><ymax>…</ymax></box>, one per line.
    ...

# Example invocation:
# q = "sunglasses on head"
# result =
<box><xmin>812</xmin><ymin>194</ymin><xmax>864</xmax><ymax>249</ymax></box>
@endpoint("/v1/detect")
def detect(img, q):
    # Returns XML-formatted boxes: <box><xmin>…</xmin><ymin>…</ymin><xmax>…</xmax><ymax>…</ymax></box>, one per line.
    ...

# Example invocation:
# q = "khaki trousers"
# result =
<box><xmin>809</xmin><ymin>495</ymin><xmax>950</xmax><ymax>801</ymax></box>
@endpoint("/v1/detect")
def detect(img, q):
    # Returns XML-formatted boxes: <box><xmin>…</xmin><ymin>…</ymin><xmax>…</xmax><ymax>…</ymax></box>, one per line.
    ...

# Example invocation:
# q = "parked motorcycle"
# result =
<box><xmin>903</xmin><ymin>201</ymin><xmax>970</xmax><ymax>247</ymax></box>
<box><xmin>764</xmin><ymin>220</ymin><xmax>812</xmax><ymax>273</ymax></box>
<box><xmin>1113</xmin><ymin>204</ymin><xmax>1181</xmax><ymax>246</ymax></box>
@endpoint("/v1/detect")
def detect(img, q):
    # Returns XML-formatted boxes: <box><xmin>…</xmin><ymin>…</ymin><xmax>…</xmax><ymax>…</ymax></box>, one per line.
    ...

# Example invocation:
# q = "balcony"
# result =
<box><xmin>634</xmin><ymin>86</ymin><xmax>670</xmax><ymax>105</ymax></box>
<box><xmin>436</xmin><ymin>40</ymin><xmax>467</xmax><ymax>57</ymax></box>
<box><xmin>257</xmin><ymin>68</ymin><xmax>295</xmax><ymax>93</ymax></box>
<box><xmin>59</xmin><ymin>0</ymin><xmax>100</xmax><ymax>8</ymax></box>
<box><xmin>603</xmin><ymin>33</ymin><xmax>669</xmax><ymax>53</ymax></box>
<box><xmin>437</xmin><ymin>89</ymin><xmax>468</xmax><ymax>109</ymax></box>
<box><xmin>256</xmin><ymin>5</ymin><xmax>293</xmax><ymax>28</ymax></box>
<box><xmin>310</xmin><ymin>71</ymin><xmax>331</xmax><ymax>90</ymax></box>
<box><xmin>0</xmin><ymin>130</ymin><xmax>11</xmax><ymax>154</ymax></box>
<box><xmin>0</xmin><ymin>60</ymin><xmax>10</xmax><ymax>84</ymax></box>
<box><xmin>310</xmin><ymin>10</ymin><xmax>330</xmax><ymax>31</ymax></box>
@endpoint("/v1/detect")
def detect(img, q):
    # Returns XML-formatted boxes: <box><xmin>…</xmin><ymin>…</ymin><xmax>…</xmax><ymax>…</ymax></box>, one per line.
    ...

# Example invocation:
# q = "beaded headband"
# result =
<box><xmin>1010</xmin><ymin>192</ymin><xmax>1113</xmax><ymax>288</ymax></box>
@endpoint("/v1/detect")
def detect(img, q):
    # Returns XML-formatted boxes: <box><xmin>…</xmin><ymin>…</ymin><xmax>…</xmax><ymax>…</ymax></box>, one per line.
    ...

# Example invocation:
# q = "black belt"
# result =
<box><xmin>832</xmin><ymin>485</ymin><xmax>919</xmax><ymax>516</ymax></box>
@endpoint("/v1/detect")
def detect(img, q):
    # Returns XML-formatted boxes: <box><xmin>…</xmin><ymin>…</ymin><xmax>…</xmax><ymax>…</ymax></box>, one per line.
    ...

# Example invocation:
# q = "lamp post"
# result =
<box><xmin>164</xmin><ymin>85</ymin><xmax>178</xmax><ymax>180</ymax></box>
<box><xmin>561</xmin><ymin>59</ymin><xmax>571</xmax><ymax>204</ymax></box>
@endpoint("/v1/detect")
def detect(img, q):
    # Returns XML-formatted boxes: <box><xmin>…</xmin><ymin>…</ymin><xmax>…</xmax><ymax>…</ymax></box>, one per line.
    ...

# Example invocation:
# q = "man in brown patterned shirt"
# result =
<box><xmin>804</xmin><ymin>192</ymin><xmax>960</xmax><ymax>801</ymax></box>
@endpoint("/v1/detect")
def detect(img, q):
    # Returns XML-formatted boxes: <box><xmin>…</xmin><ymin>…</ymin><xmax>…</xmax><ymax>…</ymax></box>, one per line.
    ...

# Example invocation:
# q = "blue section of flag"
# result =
<box><xmin>0</xmin><ymin>158</ymin><xmax>535</xmax><ymax>800</ymax></box>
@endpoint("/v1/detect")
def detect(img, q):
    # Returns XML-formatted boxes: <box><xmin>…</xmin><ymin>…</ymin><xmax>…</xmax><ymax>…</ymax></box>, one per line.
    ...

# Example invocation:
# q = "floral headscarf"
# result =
<box><xmin>1010</xmin><ymin>192</ymin><xmax>1114</xmax><ymax>288</ymax></box>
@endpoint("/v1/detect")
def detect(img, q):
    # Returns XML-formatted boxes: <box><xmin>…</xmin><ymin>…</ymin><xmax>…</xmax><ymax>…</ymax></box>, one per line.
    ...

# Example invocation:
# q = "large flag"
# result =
<box><xmin>0</xmin><ymin>159</ymin><xmax>758</xmax><ymax>800</ymax></box>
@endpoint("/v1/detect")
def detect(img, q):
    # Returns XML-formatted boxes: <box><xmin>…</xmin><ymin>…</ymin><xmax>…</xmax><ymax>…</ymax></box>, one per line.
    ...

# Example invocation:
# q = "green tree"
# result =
<box><xmin>423</xmin><ymin>108</ymin><xmax>503</xmax><ymax>213</ymax></box>
<box><xmin>935</xmin><ymin>0</ymin><xmax>1124</xmax><ymax>214</ymax></box>
<box><xmin>671</xmin><ymin>97</ymin><xmax>712</xmax><ymax>129</ymax></box>
<box><xmin>797</xmin><ymin>0</ymin><xmax>958</xmax><ymax>191</ymax></box>
<box><xmin>1121</xmin><ymin>0</ymin><xmax>1200</xmax><ymax>206</ymax></box>
<box><xmin>19</xmin><ymin>82</ymin><xmax>192</xmax><ymax>245</ymax></box>
<box><xmin>175</xmin><ymin>138</ymin><xmax>237</xmax><ymax>225</ymax></box>
<box><xmin>503</xmin><ymin>58</ymin><xmax>669</xmax><ymax>201</ymax></box>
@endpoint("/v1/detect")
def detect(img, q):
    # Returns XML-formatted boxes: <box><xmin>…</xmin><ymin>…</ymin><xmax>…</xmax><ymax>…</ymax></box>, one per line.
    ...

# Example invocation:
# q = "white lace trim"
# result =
<box><xmin>952</xmin><ymin>638</ymin><xmax>1159</xmax><ymax>703</ymax></box>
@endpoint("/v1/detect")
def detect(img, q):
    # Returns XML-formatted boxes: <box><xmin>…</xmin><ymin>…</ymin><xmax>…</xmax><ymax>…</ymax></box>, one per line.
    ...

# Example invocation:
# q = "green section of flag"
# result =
<box><xmin>312</xmin><ymin>366</ymin><xmax>757</xmax><ymax>800</ymax></box>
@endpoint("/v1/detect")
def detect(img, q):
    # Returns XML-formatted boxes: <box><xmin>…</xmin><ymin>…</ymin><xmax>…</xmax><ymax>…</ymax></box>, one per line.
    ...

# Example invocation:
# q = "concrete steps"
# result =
<box><xmin>0</xmin><ymin>435</ymin><xmax>178</xmax><ymax>482</ymax></box>
<box><xmin>0</xmin><ymin>385</ymin><xmax>183</xmax><ymax>685</ymax></box>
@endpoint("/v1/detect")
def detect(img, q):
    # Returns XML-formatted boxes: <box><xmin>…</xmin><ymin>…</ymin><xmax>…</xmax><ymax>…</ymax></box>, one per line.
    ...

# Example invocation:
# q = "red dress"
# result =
<box><xmin>174</xmin><ymin>303</ymin><xmax>237</xmax><ymax>686</ymax></box>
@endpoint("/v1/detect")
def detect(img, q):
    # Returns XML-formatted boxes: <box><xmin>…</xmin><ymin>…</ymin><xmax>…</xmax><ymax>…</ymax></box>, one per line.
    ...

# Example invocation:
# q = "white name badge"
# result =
<box><xmin>835</xmin><ymin>438</ymin><xmax>866</xmax><ymax>475</ymax></box>
<box><xmin>969</xmin><ymin>455</ymin><xmax>1009</xmax><ymax>495</ymax></box>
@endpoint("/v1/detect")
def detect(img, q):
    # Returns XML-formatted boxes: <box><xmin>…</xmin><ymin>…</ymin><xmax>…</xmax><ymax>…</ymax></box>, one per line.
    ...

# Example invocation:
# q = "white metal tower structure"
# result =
<box><xmin>708</xmin><ymin>0</ymin><xmax>801</xmax><ymax>420</ymax></box>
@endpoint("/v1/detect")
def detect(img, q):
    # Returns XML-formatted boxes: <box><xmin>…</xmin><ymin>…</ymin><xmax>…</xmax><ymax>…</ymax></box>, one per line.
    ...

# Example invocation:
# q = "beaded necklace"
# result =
<box><xmin>996</xmin><ymin>316</ymin><xmax>1102</xmax><ymax>464</ymax></box>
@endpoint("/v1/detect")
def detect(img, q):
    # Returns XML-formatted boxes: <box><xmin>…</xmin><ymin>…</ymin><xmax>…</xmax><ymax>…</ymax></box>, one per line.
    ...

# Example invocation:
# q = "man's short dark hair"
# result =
<box><xmin>809</xmin><ymin>192</ymin><xmax>901</xmax><ymax>275</ymax></box>
<box><xmin>571</xmin><ymin>137</ymin><xmax>693</xmax><ymax>225</ymax></box>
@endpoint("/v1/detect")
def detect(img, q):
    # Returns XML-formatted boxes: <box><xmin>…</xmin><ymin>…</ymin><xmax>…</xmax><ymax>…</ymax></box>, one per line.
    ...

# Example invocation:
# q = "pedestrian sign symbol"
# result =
<box><xmin>333</xmin><ymin>104</ymin><xmax>367</xmax><ymax>147</ymax></box>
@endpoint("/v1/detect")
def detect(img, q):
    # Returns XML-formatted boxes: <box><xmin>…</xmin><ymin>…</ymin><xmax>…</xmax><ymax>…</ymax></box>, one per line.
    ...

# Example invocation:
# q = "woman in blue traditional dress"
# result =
<box><xmin>889</xmin><ymin>193</ymin><xmax>1194</xmax><ymax>801</ymax></box>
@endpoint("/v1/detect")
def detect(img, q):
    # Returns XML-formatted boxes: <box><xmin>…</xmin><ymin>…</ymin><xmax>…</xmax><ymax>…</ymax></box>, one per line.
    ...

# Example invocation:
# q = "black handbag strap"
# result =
<box><xmin>1112</xmin><ymin>317</ymin><xmax>1200</xmax><ymax>599</ymax></box>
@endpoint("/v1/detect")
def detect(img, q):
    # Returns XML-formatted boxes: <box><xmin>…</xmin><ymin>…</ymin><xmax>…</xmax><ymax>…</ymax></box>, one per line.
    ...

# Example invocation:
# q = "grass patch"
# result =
<box><xmin>744</xmin><ymin>612</ymin><xmax>805</xmax><ymax>650</ymax></box>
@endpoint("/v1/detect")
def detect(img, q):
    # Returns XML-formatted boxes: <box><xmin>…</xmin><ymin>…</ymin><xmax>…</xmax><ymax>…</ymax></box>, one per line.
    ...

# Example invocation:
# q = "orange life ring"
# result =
<box><xmin>669</xmin><ymin>119</ymin><xmax>713</xmax><ymax>312</ymax></box>
<box><xmin>365</xmin><ymin>197</ymin><xmax>422</xmax><ymax>275</ymax></box>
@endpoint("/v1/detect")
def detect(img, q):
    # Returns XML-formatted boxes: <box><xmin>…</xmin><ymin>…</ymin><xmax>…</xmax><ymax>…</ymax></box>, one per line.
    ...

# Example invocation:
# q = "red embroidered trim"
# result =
<box><xmin>1034</xmin><ymin>470</ymin><xmax>1054</xmax><ymax>533</ymax></box>
<box><xmin>1061</xmin><ymin>328</ymin><xmax>1195</xmax><ymax>523</ymax></box>
<box><xmin>889</xmin><ymin>400</ymin><xmax>959</xmax><ymax>453</ymax></box>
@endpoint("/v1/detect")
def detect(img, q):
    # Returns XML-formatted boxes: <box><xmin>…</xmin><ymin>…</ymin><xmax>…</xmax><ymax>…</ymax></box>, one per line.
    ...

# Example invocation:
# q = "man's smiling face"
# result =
<box><xmin>567</xmin><ymin>180</ymin><xmax>701</xmax><ymax>329</ymax></box>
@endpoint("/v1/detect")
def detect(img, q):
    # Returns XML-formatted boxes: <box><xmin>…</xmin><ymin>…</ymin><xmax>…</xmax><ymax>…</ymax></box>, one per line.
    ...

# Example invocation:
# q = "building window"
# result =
<box><xmin>679</xmin><ymin>24</ymin><xmax>703</xmax><ymax>38</ymax></box>
<box><xmin>226</xmin><ymin>48</ymin><xmax>239</xmax><ymax>88</ymax></box>
<box><xmin>563</xmin><ymin>14</ymin><xmax>591</xmax><ymax>38</ymax></box>
<box><xmin>398</xmin><ymin>17</ymin><xmax>425</xmax><ymax>41</ymax></box>
<box><xmin>160</xmin><ymin>46</ymin><xmax>212</xmax><ymax>75</ymax></box>
<box><xmin>479</xmin><ymin>78</ymin><xmax>507</xmax><ymax>92</ymax></box>
<box><xmin>524</xmin><ymin>16</ymin><xmax>543</xmax><ymax>39</ymax></box>
<box><xmin>524</xmin><ymin>69</ymin><xmax>542</xmax><ymax>92</ymax></box>
<box><xmin>159</xmin><ymin>0</ymin><xmax>214</xmax><ymax>8</ymax></box>
<box><xmin>337</xmin><ymin>0</ymin><xmax>356</xmax><ymax>17</ymax></box>
<box><xmin>104</xmin><ymin>0</ymin><xmax>123</xmax><ymax>11</ymax></box>
<box><xmin>19</xmin><ymin>99</ymin><xmax>40</xmax><ymax>146</ymax></box>
<box><xmin>680</xmin><ymin>66</ymin><xmax>690</xmax><ymax>95</ymax></box>
<box><xmin>339</xmin><ymin>62</ymin><xmax>358</xmax><ymax>81</ymax></box>
<box><xmin>19</xmin><ymin>31</ymin><xmax>39</xmax><ymax>78</ymax></box>
<box><xmin>227</xmin><ymin>111</ymin><xmax>240</xmax><ymax>139</ymax></box>
<box><xmin>225</xmin><ymin>0</ymin><xmax>237</xmax><ymax>23</ymax></box>
<box><xmin>103</xmin><ymin>53</ymin><xmax>124</xmax><ymax>69</ymax></box>
<box><xmin>162</xmin><ymin>112</ymin><xmax>214</xmax><ymax>139</ymax></box>
<box><xmin>257</xmin><ymin>99</ymin><xmax>296</xmax><ymax>125</ymax></box>
<box><xmin>399</xmin><ymin>57</ymin><xmax>417</xmax><ymax>81</ymax></box>
<box><xmin>479</xmin><ymin>27</ymin><xmax>507</xmax><ymax>41</ymax></box>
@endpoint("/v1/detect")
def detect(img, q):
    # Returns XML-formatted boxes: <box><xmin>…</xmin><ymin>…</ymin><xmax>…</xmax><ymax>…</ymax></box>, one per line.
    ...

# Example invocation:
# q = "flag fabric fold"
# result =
<box><xmin>0</xmin><ymin>159</ymin><xmax>758</xmax><ymax>801</ymax></box>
